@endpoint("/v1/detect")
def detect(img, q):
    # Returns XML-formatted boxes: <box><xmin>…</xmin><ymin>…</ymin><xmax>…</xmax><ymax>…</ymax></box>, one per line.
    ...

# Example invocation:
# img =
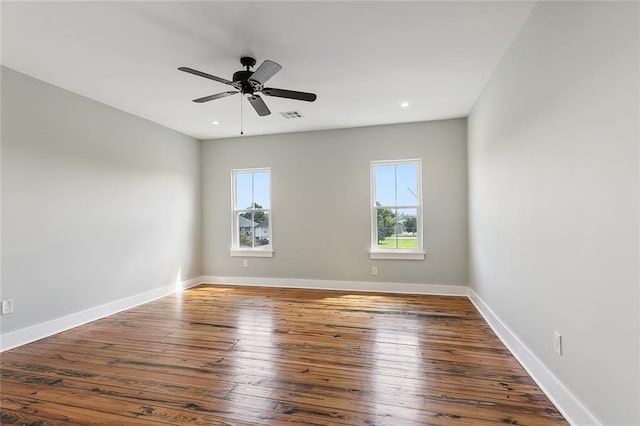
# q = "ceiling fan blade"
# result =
<box><xmin>247</xmin><ymin>94</ymin><xmax>271</xmax><ymax>116</ymax></box>
<box><xmin>178</xmin><ymin>67</ymin><xmax>234</xmax><ymax>86</ymax></box>
<box><xmin>249</xmin><ymin>60</ymin><xmax>282</xmax><ymax>85</ymax></box>
<box><xmin>193</xmin><ymin>91</ymin><xmax>239</xmax><ymax>103</ymax></box>
<box><xmin>262</xmin><ymin>87</ymin><xmax>317</xmax><ymax>102</ymax></box>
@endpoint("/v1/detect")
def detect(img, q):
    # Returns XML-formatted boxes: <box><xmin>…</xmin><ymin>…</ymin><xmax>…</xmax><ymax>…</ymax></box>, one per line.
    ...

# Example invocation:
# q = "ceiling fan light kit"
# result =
<box><xmin>178</xmin><ymin>56</ymin><xmax>317</xmax><ymax>119</ymax></box>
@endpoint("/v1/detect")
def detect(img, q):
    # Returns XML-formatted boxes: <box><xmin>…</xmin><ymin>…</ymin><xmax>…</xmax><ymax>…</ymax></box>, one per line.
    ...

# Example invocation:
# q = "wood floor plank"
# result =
<box><xmin>0</xmin><ymin>284</ymin><xmax>567</xmax><ymax>425</ymax></box>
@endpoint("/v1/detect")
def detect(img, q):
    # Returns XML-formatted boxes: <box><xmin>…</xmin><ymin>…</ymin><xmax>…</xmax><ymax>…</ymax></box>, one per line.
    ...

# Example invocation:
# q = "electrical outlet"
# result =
<box><xmin>242</xmin><ymin>259</ymin><xmax>248</xmax><ymax>268</ymax></box>
<box><xmin>371</xmin><ymin>266</ymin><xmax>378</xmax><ymax>275</ymax></box>
<box><xmin>1</xmin><ymin>299</ymin><xmax>14</xmax><ymax>315</ymax></box>
<box><xmin>553</xmin><ymin>331</ymin><xmax>562</xmax><ymax>355</ymax></box>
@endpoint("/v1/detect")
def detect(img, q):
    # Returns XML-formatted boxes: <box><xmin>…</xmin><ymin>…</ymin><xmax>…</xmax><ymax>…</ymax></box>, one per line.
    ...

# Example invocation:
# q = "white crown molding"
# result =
<box><xmin>468</xmin><ymin>289</ymin><xmax>601</xmax><ymax>426</ymax></box>
<box><xmin>0</xmin><ymin>276</ymin><xmax>202</xmax><ymax>352</ymax></box>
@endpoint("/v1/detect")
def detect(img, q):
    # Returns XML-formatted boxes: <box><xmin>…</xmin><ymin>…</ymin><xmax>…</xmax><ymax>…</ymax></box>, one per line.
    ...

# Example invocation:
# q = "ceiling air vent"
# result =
<box><xmin>280</xmin><ymin>111</ymin><xmax>303</xmax><ymax>119</ymax></box>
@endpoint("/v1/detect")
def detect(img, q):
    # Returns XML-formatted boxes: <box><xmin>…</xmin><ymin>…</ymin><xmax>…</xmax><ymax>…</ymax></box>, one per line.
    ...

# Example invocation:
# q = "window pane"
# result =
<box><xmin>238</xmin><ymin>212</ymin><xmax>255</xmax><ymax>248</ymax></box>
<box><xmin>376</xmin><ymin>207</ymin><xmax>397</xmax><ymax>249</ymax></box>
<box><xmin>253</xmin><ymin>171</ymin><xmax>270</xmax><ymax>209</ymax></box>
<box><xmin>371</xmin><ymin>160</ymin><xmax>421</xmax><ymax>254</ymax></box>
<box><xmin>233</xmin><ymin>168</ymin><xmax>272</xmax><ymax>252</ymax></box>
<box><xmin>396</xmin><ymin>208</ymin><xmax>418</xmax><ymax>249</ymax></box>
<box><xmin>253</xmin><ymin>211</ymin><xmax>270</xmax><ymax>246</ymax></box>
<box><xmin>236</xmin><ymin>172</ymin><xmax>253</xmax><ymax>210</ymax></box>
<box><xmin>396</xmin><ymin>163</ymin><xmax>418</xmax><ymax>206</ymax></box>
<box><xmin>374</xmin><ymin>164</ymin><xmax>396</xmax><ymax>206</ymax></box>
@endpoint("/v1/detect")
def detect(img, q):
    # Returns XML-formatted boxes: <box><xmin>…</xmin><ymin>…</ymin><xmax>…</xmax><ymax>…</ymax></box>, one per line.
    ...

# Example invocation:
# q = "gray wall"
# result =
<box><xmin>202</xmin><ymin>119</ymin><xmax>468</xmax><ymax>285</ymax></box>
<box><xmin>1</xmin><ymin>67</ymin><xmax>202</xmax><ymax>334</ymax></box>
<box><xmin>468</xmin><ymin>2</ymin><xmax>639</xmax><ymax>424</ymax></box>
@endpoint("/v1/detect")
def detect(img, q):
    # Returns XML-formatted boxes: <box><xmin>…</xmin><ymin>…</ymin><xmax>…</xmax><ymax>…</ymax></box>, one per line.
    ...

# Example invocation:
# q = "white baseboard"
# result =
<box><xmin>199</xmin><ymin>275</ymin><xmax>470</xmax><ymax>296</ymax></box>
<box><xmin>468</xmin><ymin>289</ymin><xmax>600</xmax><ymax>426</ymax></box>
<box><xmin>0</xmin><ymin>276</ymin><xmax>463</xmax><ymax>352</ymax></box>
<box><xmin>0</xmin><ymin>274</ymin><xmax>597</xmax><ymax>426</ymax></box>
<box><xmin>0</xmin><ymin>276</ymin><xmax>202</xmax><ymax>352</ymax></box>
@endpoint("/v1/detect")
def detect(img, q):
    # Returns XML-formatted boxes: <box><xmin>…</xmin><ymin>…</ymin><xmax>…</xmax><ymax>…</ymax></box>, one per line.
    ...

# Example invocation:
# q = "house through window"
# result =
<box><xmin>231</xmin><ymin>168</ymin><xmax>273</xmax><ymax>257</ymax></box>
<box><xmin>370</xmin><ymin>159</ymin><xmax>424</xmax><ymax>260</ymax></box>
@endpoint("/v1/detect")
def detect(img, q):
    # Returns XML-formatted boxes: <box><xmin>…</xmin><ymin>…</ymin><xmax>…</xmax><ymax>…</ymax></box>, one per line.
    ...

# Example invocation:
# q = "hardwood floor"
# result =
<box><xmin>1</xmin><ymin>285</ymin><xmax>567</xmax><ymax>425</ymax></box>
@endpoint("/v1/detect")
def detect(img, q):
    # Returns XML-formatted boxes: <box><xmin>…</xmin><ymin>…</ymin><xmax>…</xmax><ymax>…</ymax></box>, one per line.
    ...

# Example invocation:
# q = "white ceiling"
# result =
<box><xmin>1</xmin><ymin>1</ymin><xmax>534</xmax><ymax>140</ymax></box>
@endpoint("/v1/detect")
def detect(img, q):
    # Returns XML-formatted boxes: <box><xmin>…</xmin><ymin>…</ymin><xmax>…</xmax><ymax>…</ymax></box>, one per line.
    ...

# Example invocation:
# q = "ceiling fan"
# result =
<box><xmin>178</xmin><ymin>57</ymin><xmax>317</xmax><ymax>117</ymax></box>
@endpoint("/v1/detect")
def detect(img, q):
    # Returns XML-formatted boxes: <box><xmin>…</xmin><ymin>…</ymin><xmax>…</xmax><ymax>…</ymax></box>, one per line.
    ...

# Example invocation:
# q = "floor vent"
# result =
<box><xmin>280</xmin><ymin>111</ymin><xmax>303</xmax><ymax>119</ymax></box>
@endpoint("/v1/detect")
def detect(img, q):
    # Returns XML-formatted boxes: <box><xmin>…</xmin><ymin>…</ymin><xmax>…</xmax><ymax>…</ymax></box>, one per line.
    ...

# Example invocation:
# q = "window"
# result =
<box><xmin>231</xmin><ymin>168</ymin><xmax>273</xmax><ymax>257</ymax></box>
<box><xmin>370</xmin><ymin>159</ymin><xmax>424</xmax><ymax>260</ymax></box>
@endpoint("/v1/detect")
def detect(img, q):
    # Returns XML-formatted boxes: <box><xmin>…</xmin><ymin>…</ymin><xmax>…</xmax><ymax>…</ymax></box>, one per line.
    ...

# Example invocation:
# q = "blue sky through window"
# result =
<box><xmin>236</xmin><ymin>171</ymin><xmax>270</xmax><ymax>210</ymax></box>
<box><xmin>375</xmin><ymin>163</ymin><xmax>418</xmax><ymax>207</ymax></box>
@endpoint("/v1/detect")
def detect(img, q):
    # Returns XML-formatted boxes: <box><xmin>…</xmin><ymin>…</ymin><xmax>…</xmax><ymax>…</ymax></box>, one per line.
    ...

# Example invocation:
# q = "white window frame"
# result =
<box><xmin>370</xmin><ymin>159</ymin><xmax>425</xmax><ymax>260</ymax></box>
<box><xmin>230</xmin><ymin>167</ymin><xmax>273</xmax><ymax>257</ymax></box>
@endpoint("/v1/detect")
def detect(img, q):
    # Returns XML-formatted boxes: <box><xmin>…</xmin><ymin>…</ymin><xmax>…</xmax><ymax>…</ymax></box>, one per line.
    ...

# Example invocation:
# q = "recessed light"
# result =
<box><xmin>400</xmin><ymin>102</ymin><xmax>410</xmax><ymax>108</ymax></box>
<box><xmin>211</xmin><ymin>121</ymin><xmax>220</xmax><ymax>125</ymax></box>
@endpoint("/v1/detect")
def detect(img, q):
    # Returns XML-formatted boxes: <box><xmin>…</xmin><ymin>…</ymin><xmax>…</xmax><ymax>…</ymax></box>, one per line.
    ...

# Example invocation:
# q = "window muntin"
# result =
<box><xmin>371</xmin><ymin>159</ymin><xmax>424</xmax><ymax>259</ymax></box>
<box><xmin>231</xmin><ymin>168</ymin><xmax>272</xmax><ymax>255</ymax></box>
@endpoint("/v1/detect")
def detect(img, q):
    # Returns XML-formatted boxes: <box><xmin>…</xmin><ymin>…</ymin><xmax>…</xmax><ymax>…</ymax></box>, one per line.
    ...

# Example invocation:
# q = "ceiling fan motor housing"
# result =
<box><xmin>232</xmin><ymin>70</ymin><xmax>253</xmax><ymax>82</ymax></box>
<box><xmin>233</xmin><ymin>70</ymin><xmax>265</xmax><ymax>95</ymax></box>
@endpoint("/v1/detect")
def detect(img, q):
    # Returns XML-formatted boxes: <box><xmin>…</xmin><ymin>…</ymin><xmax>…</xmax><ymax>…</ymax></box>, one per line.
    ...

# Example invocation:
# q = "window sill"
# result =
<box><xmin>230</xmin><ymin>249</ymin><xmax>274</xmax><ymax>258</ymax></box>
<box><xmin>369</xmin><ymin>251</ymin><xmax>425</xmax><ymax>260</ymax></box>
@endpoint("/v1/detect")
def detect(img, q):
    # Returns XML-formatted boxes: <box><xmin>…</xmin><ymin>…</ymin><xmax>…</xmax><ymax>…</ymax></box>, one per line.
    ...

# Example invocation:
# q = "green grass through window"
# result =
<box><xmin>377</xmin><ymin>235</ymin><xmax>418</xmax><ymax>249</ymax></box>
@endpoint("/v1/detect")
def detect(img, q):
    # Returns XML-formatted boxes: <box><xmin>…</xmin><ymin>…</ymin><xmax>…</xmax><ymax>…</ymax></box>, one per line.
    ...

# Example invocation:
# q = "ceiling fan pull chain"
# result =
<box><xmin>240</xmin><ymin>94</ymin><xmax>244</xmax><ymax>135</ymax></box>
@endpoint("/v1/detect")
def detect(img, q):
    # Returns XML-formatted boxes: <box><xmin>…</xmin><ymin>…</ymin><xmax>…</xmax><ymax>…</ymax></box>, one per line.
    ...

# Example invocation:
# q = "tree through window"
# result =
<box><xmin>231</xmin><ymin>168</ymin><xmax>272</xmax><ymax>255</ymax></box>
<box><xmin>370</xmin><ymin>159</ymin><xmax>424</xmax><ymax>260</ymax></box>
